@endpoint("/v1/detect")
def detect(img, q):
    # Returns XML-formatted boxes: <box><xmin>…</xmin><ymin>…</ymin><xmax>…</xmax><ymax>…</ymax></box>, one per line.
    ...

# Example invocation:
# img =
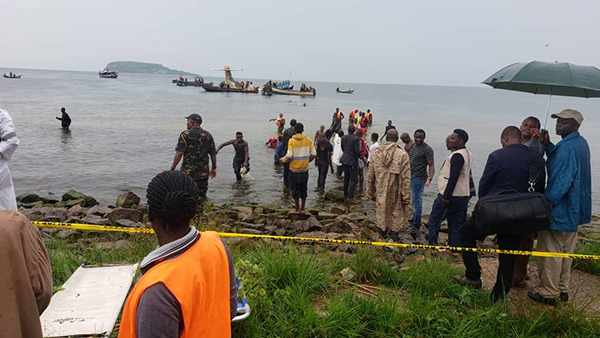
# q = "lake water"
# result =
<box><xmin>2</xmin><ymin>68</ymin><xmax>599</xmax><ymax>213</ymax></box>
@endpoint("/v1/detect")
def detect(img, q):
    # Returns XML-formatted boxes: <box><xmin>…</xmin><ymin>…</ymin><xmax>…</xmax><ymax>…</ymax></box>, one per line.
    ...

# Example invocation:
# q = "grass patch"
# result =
<box><xmin>45</xmin><ymin>232</ymin><xmax>156</xmax><ymax>287</ymax></box>
<box><xmin>573</xmin><ymin>239</ymin><xmax>600</xmax><ymax>275</ymax></box>
<box><xmin>45</xmin><ymin>232</ymin><xmax>600</xmax><ymax>337</ymax></box>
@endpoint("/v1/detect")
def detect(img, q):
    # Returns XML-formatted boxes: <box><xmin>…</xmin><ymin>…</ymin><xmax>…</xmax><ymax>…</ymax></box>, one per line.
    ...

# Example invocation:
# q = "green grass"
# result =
<box><xmin>45</xmin><ymin>232</ymin><xmax>156</xmax><ymax>287</ymax></box>
<box><xmin>229</xmin><ymin>241</ymin><xmax>600</xmax><ymax>337</ymax></box>
<box><xmin>45</xmin><ymin>233</ymin><xmax>600</xmax><ymax>337</ymax></box>
<box><xmin>573</xmin><ymin>239</ymin><xmax>600</xmax><ymax>275</ymax></box>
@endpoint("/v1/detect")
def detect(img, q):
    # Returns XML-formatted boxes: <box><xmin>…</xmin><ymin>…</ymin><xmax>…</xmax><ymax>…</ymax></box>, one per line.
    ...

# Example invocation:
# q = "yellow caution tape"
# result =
<box><xmin>34</xmin><ymin>221</ymin><xmax>600</xmax><ymax>260</ymax></box>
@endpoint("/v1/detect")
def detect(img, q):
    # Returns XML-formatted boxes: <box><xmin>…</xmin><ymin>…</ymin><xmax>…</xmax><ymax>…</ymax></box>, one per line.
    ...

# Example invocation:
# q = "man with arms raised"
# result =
<box><xmin>217</xmin><ymin>131</ymin><xmax>250</xmax><ymax>181</ymax></box>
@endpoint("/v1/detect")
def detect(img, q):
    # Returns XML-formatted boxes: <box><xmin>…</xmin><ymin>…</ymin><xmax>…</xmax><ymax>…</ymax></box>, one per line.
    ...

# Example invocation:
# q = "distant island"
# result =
<box><xmin>105</xmin><ymin>61</ymin><xmax>197</xmax><ymax>76</ymax></box>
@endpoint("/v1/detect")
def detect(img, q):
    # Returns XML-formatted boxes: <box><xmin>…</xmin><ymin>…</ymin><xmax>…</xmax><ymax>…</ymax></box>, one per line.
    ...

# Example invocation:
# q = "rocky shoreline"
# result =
<box><xmin>17</xmin><ymin>189</ymin><xmax>600</xmax><ymax>247</ymax></box>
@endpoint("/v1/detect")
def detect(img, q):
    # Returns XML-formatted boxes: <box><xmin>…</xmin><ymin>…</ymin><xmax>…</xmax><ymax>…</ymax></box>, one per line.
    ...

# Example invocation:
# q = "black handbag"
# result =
<box><xmin>473</xmin><ymin>153</ymin><xmax>552</xmax><ymax>235</ymax></box>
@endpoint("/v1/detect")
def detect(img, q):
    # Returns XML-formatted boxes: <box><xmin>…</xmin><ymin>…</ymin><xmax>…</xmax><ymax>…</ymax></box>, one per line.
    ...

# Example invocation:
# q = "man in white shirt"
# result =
<box><xmin>368</xmin><ymin>132</ymin><xmax>379</xmax><ymax>163</ymax></box>
<box><xmin>0</xmin><ymin>109</ymin><xmax>19</xmax><ymax>210</ymax></box>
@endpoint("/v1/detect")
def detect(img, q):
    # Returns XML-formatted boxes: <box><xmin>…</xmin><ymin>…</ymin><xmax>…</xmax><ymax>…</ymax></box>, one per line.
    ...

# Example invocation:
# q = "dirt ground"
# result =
<box><xmin>459</xmin><ymin>257</ymin><xmax>600</xmax><ymax>314</ymax></box>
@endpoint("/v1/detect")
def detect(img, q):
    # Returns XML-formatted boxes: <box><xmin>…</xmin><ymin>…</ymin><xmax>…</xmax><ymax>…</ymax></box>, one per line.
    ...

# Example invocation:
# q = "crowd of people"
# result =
<box><xmin>265</xmin><ymin>107</ymin><xmax>591</xmax><ymax>304</ymax></box>
<box><xmin>0</xmin><ymin>104</ymin><xmax>593</xmax><ymax>336</ymax></box>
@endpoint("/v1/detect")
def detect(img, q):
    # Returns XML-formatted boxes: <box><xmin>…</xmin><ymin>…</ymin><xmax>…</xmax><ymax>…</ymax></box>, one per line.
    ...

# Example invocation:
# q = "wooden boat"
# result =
<box><xmin>3</xmin><ymin>73</ymin><xmax>21</xmax><ymax>79</ymax></box>
<box><xmin>271</xmin><ymin>87</ymin><xmax>316</xmax><ymax>97</ymax></box>
<box><xmin>199</xmin><ymin>82</ymin><xmax>258</xmax><ymax>93</ymax></box>
<box><xmin>175</xmin><ymin>77</ymin><xmax>207</xmax><ymax>87</ymax></box>
<box><xmin>99</xmin><ymin>69</ymin><xmax>118</xmax><ymax>78</ymax></box>
<box><xmin>336</xmin><ymin>87</ymin><xmax>354</xmax><ymax>94</ymax></box>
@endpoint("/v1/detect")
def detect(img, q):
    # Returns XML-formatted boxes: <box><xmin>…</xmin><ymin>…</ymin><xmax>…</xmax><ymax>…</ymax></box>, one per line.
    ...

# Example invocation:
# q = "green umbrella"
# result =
<box><xmin>482</xmin><ymin>61</ymin><xmax>600</xmax><ymax>125</ymax></box>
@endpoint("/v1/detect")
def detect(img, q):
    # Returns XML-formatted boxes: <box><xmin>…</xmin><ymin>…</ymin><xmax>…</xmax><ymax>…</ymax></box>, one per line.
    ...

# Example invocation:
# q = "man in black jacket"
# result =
<box><xmin>340</xmin><ymin>125</ymin><xmax>362</xmax><ymax>199</ymax></box>
<box><xmin>453</xmin><ymin>126</ymin><xmax>545</xmax><ymax>301</ymax></box>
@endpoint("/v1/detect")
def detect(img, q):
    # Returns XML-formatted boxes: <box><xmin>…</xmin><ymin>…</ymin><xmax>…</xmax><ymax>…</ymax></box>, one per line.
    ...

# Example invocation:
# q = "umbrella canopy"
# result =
<box><xmin>482</xmin><ymin>61</ymin><xmax>600</xmax><ymax>98</ymax></box>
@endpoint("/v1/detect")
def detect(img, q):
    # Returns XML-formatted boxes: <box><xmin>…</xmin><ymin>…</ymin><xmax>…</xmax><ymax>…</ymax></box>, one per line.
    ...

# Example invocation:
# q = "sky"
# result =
<box><xmin>2</xmin><ymin>0</ymin><xmax>599</xmax><ymax>86</ymax></box>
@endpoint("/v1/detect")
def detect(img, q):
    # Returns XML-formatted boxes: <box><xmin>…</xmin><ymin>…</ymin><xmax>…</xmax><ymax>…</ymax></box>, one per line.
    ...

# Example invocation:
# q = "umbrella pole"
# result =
<box><xmin>543</xmin><ymin>92</ymin><xmax>553</xmax><ymax>129</ymax></box>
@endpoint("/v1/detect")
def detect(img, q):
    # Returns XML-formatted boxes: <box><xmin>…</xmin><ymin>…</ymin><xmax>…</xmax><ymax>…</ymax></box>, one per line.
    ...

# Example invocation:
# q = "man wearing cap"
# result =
<box><xmin>171</xmin><ymin>113</ymin><xmax>217</xmax><ymax>212</ymax></box>
<box><xmin>528</xmin><ymin>109</ymin><xmax>591</xmax><ymax>306</ymax></box>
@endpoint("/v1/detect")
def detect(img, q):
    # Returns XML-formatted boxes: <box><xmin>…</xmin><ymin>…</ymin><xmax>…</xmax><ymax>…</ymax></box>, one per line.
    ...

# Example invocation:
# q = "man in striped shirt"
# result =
<box><xmin>280</xmin><ymin>123</ymin><xmax>316</xmax><ymax>213</ymax></box>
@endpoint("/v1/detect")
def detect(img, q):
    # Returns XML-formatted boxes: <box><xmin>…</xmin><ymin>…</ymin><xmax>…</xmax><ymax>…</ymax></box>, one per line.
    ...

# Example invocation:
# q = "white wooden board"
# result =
<box><xmin>41</xmin><ymin>264</ymin><xmax>138</xmax><ymax>337</ymax></box>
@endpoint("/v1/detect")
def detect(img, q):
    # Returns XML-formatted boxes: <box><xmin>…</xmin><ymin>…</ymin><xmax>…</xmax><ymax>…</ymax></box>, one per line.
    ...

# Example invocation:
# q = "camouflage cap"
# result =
<box><xmin>185</xmin><ymin>113</ymin><xmax>202</xmax><ymax>125</ymax></box>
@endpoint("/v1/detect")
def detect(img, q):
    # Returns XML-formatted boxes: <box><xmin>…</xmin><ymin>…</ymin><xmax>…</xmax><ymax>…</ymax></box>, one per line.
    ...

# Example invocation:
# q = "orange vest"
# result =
<box><xmin>119</xmin><ymin>231</ymin><xmax>231</xmax><ymax>338</ymax></box>
<box><xmin>336</xmin><ymin>111</ymin><xmax>342</xmax><ymax>118</ymax></box>
<box><xmin>277</xmin><ymin>116</ymin><xmax>284</xmax><ymax>127</ymax></box>
<box><xmin>366</xmin><ymin>111</ymin><xmax>372</xmax><ymax>120</ymax></box>
<box><xmin>349</xmin><ymin>110</ymin><xmax>356</xmax><ymax>119</ymax></box>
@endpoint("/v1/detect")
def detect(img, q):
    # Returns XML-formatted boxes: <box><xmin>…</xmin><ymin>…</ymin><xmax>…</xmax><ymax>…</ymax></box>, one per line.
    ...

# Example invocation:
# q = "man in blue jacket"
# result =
<box><xmin>528</xmin><ymin>109</ymin><xmax>591</xmax><ymax>306</ymax></box>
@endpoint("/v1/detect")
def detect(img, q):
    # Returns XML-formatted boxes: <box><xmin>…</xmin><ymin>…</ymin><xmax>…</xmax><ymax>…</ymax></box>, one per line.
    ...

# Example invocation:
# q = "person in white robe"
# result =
<box><xmin>0</xmin><ymin>109</ymin><xmax>19</xmax><ymax>210</ymax></box>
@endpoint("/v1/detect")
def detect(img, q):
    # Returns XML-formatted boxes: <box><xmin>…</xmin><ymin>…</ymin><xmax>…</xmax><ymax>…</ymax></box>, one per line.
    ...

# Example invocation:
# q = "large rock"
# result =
<box><xmin>239</xmin><ymin>222</ymin><xmax>264</xmax><ymax>231</ymax></box>
<box><xmin>21</xmin><ymin>201</ymin><xmax>44</xmax><ymax>209</ymax></box>
<box><xmin>231</xmin><ymin>206</ymin><xmax>254</xmax><ymax>222</ymax></box>
<box><xmin>17</xmin><ymin>193</ymin><xmax>41</xmax><ymax>203</ymax></box>
<box><xmin>287</xmin><ymin>211</ymin><xmax>312</xmax><ymax>220</ymax></box>
<box><xmin>115</xmin><ymin>219</ymin><xmax>141</xmax><ymax>228</ymax></box>
<box><xmin>293</xmin><ymin>216</ymin><xmax>323</xmax><ymax>232</ymax></box>
<box><xmin>317</xmin><ymin>212</ymin><xmax>338</xmax><ymax>220</ymax></box>
<box><xmin>80</xmin><ymin>196</ymin><xmax>99</xmax><ymax>207</ymax></box>
<box><xmin>262</xmin><ymin>203</ymin><xmax>281</xmax><ymax>213</ymax></box>
<box><xmin>106</xmin><ymin>208</ymin><xmax>143</xmax><ymax>224</ymax></box>
<box><xmin>43</xmin><ymin>208</ymin><xmax>68</xmax><ymax>222</ymax></box>
<box><xmin>324</xmin><ymin>190</ymin><xmax>345</xmax><ymax>202</ymax></box>
<box><xmin>324</xmin><ymin>214</ymin><xmax>359</xmax><ymax>233</ymax></box>
<box><xmin>68</xmin><ymin>204</ymin><xmax>87</xmax><ymax>218</ymax></box>
<box><xmin>65</xmin><ymin>198</ymin><xmax>84</xmax><ymax>207</ymax></box>
<box><xmin>84</xmin><ymin>215</ymin><xmax>111</xmax><ymax>225</ymax></box>
<box><xmin>346</xmin><ymin>212</ymin><xmax>367</xmax><ymax>222</ymax></box>
<box><xmin>20</xmin><ymin>208</ymin><xmax>47</xmax><ymax>222</ymax></box>
<box><xmin>87</xmin><ymin>205</ymin><xmax>112</xmax><ymax>217</ymax></box>
<box><xmin>62</xmin><ymin>189</ymin><xmax>87</xmax><ymax>201</ymax></box>
<box><xmin>329</xmin><ymin>204</ymin><xmax>346</xmax><ymax>214</ymax></box>
<box><xmin>116</xmin><ymin>191</ymin><xmax>141</xmax><ymax>208</ymax></box>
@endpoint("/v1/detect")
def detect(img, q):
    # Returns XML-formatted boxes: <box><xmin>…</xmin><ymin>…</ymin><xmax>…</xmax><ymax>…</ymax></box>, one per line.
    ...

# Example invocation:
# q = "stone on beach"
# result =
<box><xmin>116</xmin><ymin>191</ymin><xmax>141</xmax><ymax>208</ymax></box>
<box><xmin>62</xmin><ymin>189</ymin><xmax>87</xmax><ymax>201</ymax></box>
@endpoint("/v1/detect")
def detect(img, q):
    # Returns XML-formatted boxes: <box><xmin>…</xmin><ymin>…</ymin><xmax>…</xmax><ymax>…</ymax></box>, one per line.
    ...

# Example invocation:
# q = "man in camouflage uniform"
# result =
<box><xmin>171</xmin><ymin>113</ymin><xmax>217</xmax><ymax>212</ymax></box>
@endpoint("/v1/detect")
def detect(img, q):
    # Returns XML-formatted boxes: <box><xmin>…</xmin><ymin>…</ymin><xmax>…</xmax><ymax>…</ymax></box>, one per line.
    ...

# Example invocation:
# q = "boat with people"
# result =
<box><xmin>199</xmin><ymin>66</ymin><xmax>258</xmax><ymax>93</ymax></box>
<box><xmin>3</xmin><ymin>73</ymin><xmax>21</xmax><ymax>79</ymax></box>
<box><xmin>271</xmin><ymin>83</ymin><xmax>316</xmax><ymax>97</ymax></box>
<box><xmin>99</xmin><ymin>68</ymin><xmax>118</xmax><ymax>78</ymax></box>
<box><xmin>175</xmin><ymin>76</ymin><xmax>207</xmax><ymax>87</ymax></box>
<box><xmin>336</xmin><ymin>87</ymin><xmax>354</xmax><ymax>94</ymax></box>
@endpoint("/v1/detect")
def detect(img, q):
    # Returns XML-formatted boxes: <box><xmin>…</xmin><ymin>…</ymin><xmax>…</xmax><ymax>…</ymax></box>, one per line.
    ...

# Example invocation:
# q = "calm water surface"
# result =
<box><xmin>1</xmin><ymin>68</ymin><xmax>599</xmax><ymax>213</ymax></box>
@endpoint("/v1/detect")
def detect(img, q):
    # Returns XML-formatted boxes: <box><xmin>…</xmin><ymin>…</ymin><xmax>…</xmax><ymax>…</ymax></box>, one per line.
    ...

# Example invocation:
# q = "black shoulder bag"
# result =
<box><xmin>473</xmin><ymin>153</ymin><xmax>552</xmax><ymax>235</ymax></box>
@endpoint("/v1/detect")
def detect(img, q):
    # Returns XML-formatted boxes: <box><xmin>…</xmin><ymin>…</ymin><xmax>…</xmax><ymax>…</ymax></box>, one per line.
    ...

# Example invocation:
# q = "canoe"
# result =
<box><xmin>199</xmin><ymin>82</ymin><xmax>258</xmax><ymax>93</ymax></box>
<box><xmin>3</xmin><ymin>74</ymin><xmax>21</xmax><ymax>79</ymax></box>
<box><xmin>336</xmin><ymin>88</ymin><xmax>354</xmax><ymax>94</ymax></box>
<box><xmin>271</xmin><ymin>87</ymin><xmax>316</xmax><ymax>97</ymax></box>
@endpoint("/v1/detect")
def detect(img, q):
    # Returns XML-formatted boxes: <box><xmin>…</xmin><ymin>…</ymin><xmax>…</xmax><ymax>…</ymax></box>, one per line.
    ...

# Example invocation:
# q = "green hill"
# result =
<box><xmin>105</xmin><ymin>61</ymin><xmax>197</xmax><ymax>76</ymax></box>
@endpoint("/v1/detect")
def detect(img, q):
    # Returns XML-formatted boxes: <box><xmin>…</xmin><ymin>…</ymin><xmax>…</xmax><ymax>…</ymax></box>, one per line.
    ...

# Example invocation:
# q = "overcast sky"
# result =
<box><xmin>2</xmin><ymin>0</ymin><xmax>599</xmax><ymax>86</ymax></box>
